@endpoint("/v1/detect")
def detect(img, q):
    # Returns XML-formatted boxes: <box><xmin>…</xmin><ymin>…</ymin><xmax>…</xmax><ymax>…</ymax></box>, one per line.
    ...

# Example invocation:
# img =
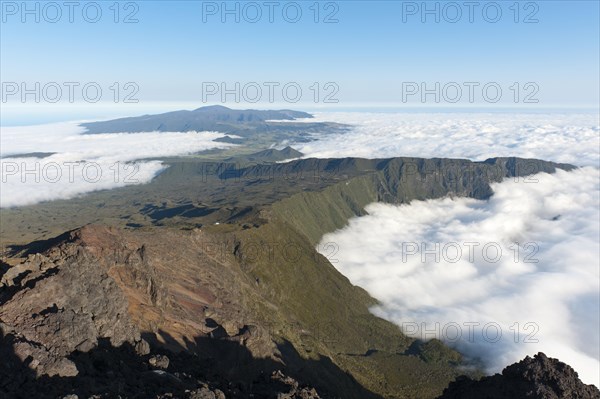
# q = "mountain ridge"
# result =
<box><xmin>0</xmin><ymin>153</ymin><xmax>583</xmax><ymax>398</ymax></box>
<box><xmin>80</xmin><ymin>106</ymin><xmax>314</xmax><ymax>135</ymax></box>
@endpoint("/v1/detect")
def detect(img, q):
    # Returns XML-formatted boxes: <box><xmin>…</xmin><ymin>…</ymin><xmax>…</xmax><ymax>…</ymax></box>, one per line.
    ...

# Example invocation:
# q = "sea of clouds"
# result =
<box><xmin>3</xmin><ymin>112</ymin><xmax>598</xmax><ymax>208</ymax></box>
<box><xmin>291</xmin><ymin>112</ymin><xmax>599</xmax><ymax>167</ymax></box>
<box><xmin>319</xmin><ymin>167</ymin><xmax>600</xmax><ymax>386</ymax></box>
<box><xmin>305</xmin><ymin>112</ymin><xmax>599</xmax><ymax>385</ymax></box>
<box><xmin>2</xmin><ymin>111</ymin><xmax>599</xmax><ymax>385</ymax></box>
<box><xmin>0</xmin><ymin>122</ymin><xmax>235</xmax><ymax>207</ymax></box>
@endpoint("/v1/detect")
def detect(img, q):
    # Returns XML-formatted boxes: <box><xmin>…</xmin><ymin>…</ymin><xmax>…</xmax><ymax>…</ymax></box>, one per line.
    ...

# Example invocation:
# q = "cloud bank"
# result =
<box><xmin>292</xmin><ymin>112</ymin><xmax>599</xmax><ymax>167</ymax></box>
<box><xmin>319</xmin><ymin>168</ymin><xmax>600</xmax><ymax>386</ymax></box>
<box><xmin>0</xmin><ymin>122</ymin><xmax>235</xmax><ymax>207</ymax></box>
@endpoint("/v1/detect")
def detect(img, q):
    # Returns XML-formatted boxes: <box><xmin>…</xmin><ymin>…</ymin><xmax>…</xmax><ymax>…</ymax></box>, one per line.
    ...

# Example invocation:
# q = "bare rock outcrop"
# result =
<box><xmin>0</xmin><ymin>229</ymin><xmax>143</xmax><ymax>377</ymax></box>
<box><xmin>438</xmin><ymin>352</ymin><xmax>600</xmax><ymax>399</ymax></box>
<box><xmin>0</xmin><ymin>225</ymin><xmax>323</xmax><ymax>398</ymax></box>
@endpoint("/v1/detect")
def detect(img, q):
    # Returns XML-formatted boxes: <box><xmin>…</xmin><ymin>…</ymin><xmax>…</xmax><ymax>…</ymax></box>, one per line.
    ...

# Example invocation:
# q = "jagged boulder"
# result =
<box><xmin>438</xmin><ymin>352</ymin><xmax>600</xmax><ymax>399</ymax></box>
<box><xmin>149</xmin><ymin>354</ymin><xmax>170</xmax><ymax>370</ymax></box>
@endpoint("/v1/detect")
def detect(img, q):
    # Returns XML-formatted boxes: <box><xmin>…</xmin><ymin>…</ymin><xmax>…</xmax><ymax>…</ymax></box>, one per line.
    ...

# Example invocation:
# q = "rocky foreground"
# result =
<box><xmin>0</xmin><ymin>154</ymin><xmax>592</xmax><ymax>398</ymax></box>
<box><xmin>0</xmin><ymin>226</ymin><xmax>322</xmax><ymax>399</ymax></box>
<box><xmin>438</xmin><ymin>353</ymin><xmax>599</xmax><ymax>399</ymax></box>
<box><xmin>1</xmin><ymin>225</ymin><xmax>598</xmax><ymax>399</ymax></box>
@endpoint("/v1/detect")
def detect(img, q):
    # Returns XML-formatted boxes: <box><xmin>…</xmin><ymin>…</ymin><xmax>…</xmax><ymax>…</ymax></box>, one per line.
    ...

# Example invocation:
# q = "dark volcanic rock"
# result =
<box><xmin>0</xmin><ymin>237</ymin><xmax>143</xmax><ymax>377</ymax></box>
<box><xmin>0</xmin><ymin>328</ymin><xmax>323</xmax><ymax>399</ymax></box>
<box><xmin>438</xmin><ymin>352</ymin><xmax>600</xmax><ymax>399</ymax></box>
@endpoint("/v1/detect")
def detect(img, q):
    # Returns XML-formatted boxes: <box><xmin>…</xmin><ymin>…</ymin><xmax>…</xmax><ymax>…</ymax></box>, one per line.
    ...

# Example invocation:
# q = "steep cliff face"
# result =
<box><xmin>0</xmin><ymin>155</ymin><xmax>573</xmax><ymax>247</ymax></box>
<box><xmin>271</xmin><ymin>157</ymin><xmax>574</xmax><ymax>244</ymax></box>
<box><xmin>0</xmin><ymin>155</ymin><xmax>580</xmax><ymax>398</ymax></box>
<box><xmin>0</xmin><ymin>225</ymin><xmax>332</xmax><ymax>398</ymax></box>
<box><xmin>0</xmin><ymin>229</ymin><xmax>143</xmax><ymax>377</ymax></box>
<box><xmin>0</xmin><ymin>220</ymin><xmax>464</xmax><ymax>398</ymax></box>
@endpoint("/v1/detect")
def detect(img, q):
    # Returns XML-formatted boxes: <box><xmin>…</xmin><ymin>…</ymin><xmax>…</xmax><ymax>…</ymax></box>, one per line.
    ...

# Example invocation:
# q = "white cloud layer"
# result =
<box><xmin>319</xmin><ymin>168</ymin><xmax>600</xmax><ymax>386</ymax></box>
<box><xmin>0</xmin><ymin>122</ymin><xmax>235</xmax><ymax>207</ymax></box>
<box><xmin>292</xmin><ymin>112</ymin><xmax>599</xmax><ymax>167</ymax></box>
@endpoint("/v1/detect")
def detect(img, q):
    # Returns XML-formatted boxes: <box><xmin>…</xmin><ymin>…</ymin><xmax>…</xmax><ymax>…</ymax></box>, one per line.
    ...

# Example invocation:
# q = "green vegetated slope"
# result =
<box><xmin>270</xmin><ymin>157</ymin><xmax>574</xmax><ymax>245</ymax></box>
<box><xmin>223</xmin><ymin>217</ymin><xmax>465</xmax><ymax>398</ymax></box>
<box><xmin>0</xmin><ymin>153</ymin><xmax>574</xmax><ymax>398</ymax></box>
<box><xmin>223</xmin><ymin>156</ymin><xmax>574</xmax><ymax>397</ymax></box>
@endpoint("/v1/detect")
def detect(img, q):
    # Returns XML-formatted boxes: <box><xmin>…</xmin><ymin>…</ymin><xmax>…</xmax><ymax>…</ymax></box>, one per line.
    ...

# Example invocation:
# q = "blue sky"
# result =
<box><xmin>1</xmin><ymin>0</ymin><xmax>599</xmax><ymax>124</ymax></box>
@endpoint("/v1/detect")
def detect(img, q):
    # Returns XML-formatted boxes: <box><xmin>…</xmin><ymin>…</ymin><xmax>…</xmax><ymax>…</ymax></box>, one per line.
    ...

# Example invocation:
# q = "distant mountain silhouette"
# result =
<box><xmin>80</xmin><ymin>106</ymin><xmax>314</xmax><ymax>134</ymax></box>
